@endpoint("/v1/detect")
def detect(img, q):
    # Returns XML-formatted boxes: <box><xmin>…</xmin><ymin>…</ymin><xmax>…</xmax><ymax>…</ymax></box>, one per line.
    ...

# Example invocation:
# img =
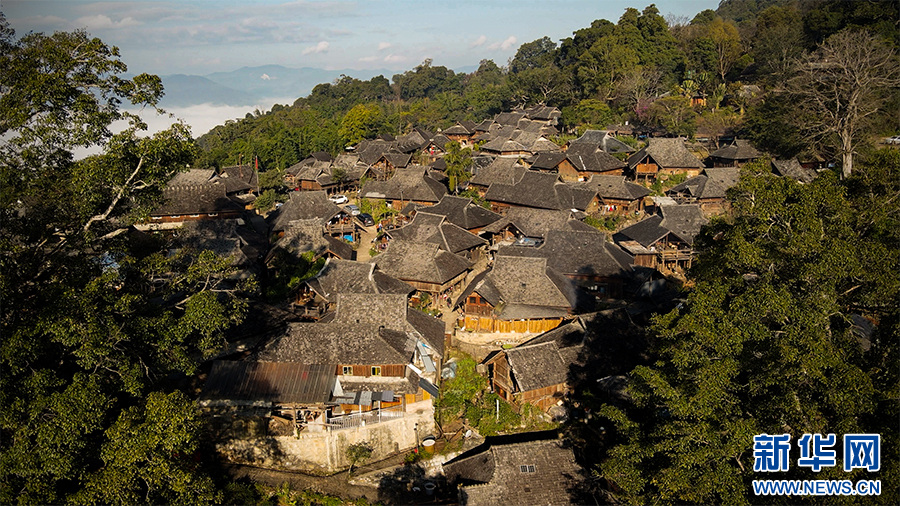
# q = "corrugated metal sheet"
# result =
<box><xmin>201</xmin><ymin>361</ymin><xmax>336</xmax><ymax>405</ymax></box>
<box><xmin>419</xmin><ymin>378</ymin><xmax>440</xmax><ymax>397</ymax></box>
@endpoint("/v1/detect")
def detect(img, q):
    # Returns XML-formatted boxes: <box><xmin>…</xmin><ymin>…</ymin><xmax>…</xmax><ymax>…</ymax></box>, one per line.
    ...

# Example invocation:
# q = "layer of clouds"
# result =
<box><xmin>302</xmin><ymin>41</ymin><xmax>330</xmax><ymax>55</ymax></box>
<box><xmin>488</xmin><ymin>36</ymin><xmax>517</xmax><ymax>51</ymax></box>
<box><xmin>470</xmin><ymin>35</ymin><xmax>487</xmax><ymax>47</ymax></box>
<box><xmin>377</xmin><ymin>41</ymin><xmax>392</xmax><ymax>50</ymax></box>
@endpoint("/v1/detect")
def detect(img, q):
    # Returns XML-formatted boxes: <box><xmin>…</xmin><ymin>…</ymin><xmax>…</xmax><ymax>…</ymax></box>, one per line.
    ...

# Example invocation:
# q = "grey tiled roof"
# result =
<box><xmin>498</xmin><ymin>230</ymin><xmax>631</xmax><ymax>279</ymax></box>
<box><xmin>579</xmin><ymin>175</ymin><xmax>650</xmax><ymax>201</ymax></box>
<box><xmin>710</xmin><ymin>139</ymin><xmax>761</xmax><ymax>161</ymax></box>
<box><xmin>359</xmin><ymin>166</ymin><xmax>447</xmax><ymax>203</ymax></box>
<box><xmin>469</xmin><ymin>158</ymin><xmax>527</xmax><ymax>188</ymax></box>
<box><xmin>569</xmin><ymin>129</ymin><xmax>635</xmax><ymax>154</ymax></box>
<box><xmin>772</xmin><ymin>159</ymin><xmax>817</xmax><ymax>183</ymax></box>
<box><xmin>371</xmin><ymin>240</ymin><xmax>470</xmax><ymax>286</ymax></box>
<box><xmin>669</xmin><ymin>168</ymin><xmax>739</xmax><ymax>199</ymax></box>
<box><xmin>565</xmin><ymin>144</ymin><xmax>628</xmax><ymax>173</ymax></box>
<box><xmin>305</xmin><ymin>258</ymin><xmax>413</xmax><ymax>302</ymax></box>
<box><xmin>613</xmin><ymin>215</ymin><xmax>670</xmax><ymax>248</ymax></box>
<box><xmin>627</xmin><ymin>138</ymin><xmax>704</xmax><ymax>170</ymax></box>
<box><xmin>659</xmin><ymin>204</ymin><xmax>707</xmax><ymax>245</ymax></box>
<box><xmin>200</xmin><ymin>362</ymin><xmax>335</xmax><ymax>406</ymax></box>
<box><xmin>388</xmin><ymin>212</ymin><xmax>487</xmax><ymax>254</ymax></box>
<box><xmin>219</xmin><ymin>164</ymin><xmax>258</xmax><ymax>194</ymax></box>
<box><xmin>484</xmin><ymin>171</ymin><xmax>594</xmax><ymax>211</ymax></box>
<box><xmin>174</xmin><ymin>219</ymin><xmax>263</xmax><ymax>266</ymax></box>
<box><xmin>169</xmin><ymin>168</ymin><xmax>217</xmax><ymax>186</ymax></box>
<box><xmin>482</xmin><ymin>208</ymin><xmax>583</xmax><ymax>238</ymax></box>
<box><xmin>153</xmin><ymin>183</ymin><xmax>244</xmax><ymax>216</ymax></box>
<box><xmin>506</xmin><ymin>341</ymin><xmax>569</xmax><ymax>391</ymax></box>
<box><xmin>452</xmin><ymin>439</ymin><xmax>582</xmax><ymax>506</ymax></box>
<box><xmin>269</xmin><ymin>191</ymin><xmax>343</xmax><ymax>232</ymax></box>
<box><xmin>257</xmin><ymin>293</ymin><xmax>443</xmax><ymax>364</ymax></box>
<box><xmin>411</xmin><ymin>196</ymin><xmax>502</xmax><ymax>230</ymax></box>
<box><xmin>471</xmin><ymin>256</ymin><xmax>580</xmax><ymax>318</ymax></box>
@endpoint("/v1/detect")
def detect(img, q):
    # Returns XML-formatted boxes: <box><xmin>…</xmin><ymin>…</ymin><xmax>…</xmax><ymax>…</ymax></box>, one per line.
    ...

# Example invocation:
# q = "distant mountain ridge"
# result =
<box><xmin>158</xmin><ymin>65</ymin><xmax>384</xmax><ymax>107</ymax></box>
<box><xmin>159</xmin><ymin>64</ymin><xmax>479</xmax><ymax>108</ymax></box>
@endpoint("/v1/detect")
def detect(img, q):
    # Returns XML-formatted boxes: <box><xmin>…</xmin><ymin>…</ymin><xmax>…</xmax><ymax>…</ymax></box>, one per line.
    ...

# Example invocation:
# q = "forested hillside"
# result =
<box><xmin>196</xmin><ymin>1</ymin><xmax>898</xmax><ymax>174</ymax></box>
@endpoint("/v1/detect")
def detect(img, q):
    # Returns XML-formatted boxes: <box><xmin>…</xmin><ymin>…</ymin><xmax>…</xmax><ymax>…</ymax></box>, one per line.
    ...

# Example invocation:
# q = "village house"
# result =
<box><xmin>578</xmin><ymin>175</ymin><xmax>650</xmax><ymax>215</ymax></box>
<box><xmin>482</xmin><ymin>171</ymin><xmax>596</xmax><ymax>214</ymax></box>
<box><xmin>359</xmin><ymin>166</ymin><xmax>447</xmax><ymax>209</ymax></box>
<box><xmin>292</xmin><ymin>258</ymin><xmax>414</xmax><ymax>318</ymax></box>
<box><xmin>387</xmin><ymin>211</ymin><xmax>489</xmax><ymax>261</ymax></box>
<box><xmin>402</xmin><ymin>195</ymin><xmax>502</xmax><ymax>234</ymax></box>
<box><xmin>443</xmin><ymin>436</ymin><xmax>585</xmax><ymax>506</ymax></box>
<box><xmin>442</xmin><ymin>120</ymin><xmax>479</xmax><ymax>147</ymax></box>
<box><xmin>530</xmin><ymin>145</ymin><xmax>627</xmax><ymax>182</ymax></box>
<box><xmin>267</xmin><ymin>190</ymin><xmax>360</xmax><ymax>244</ymax></box>
<box><xmin>143</xmin><ymin>169</ymin><xmax>245</xmax><ymax>229</ymax></box>
<box><xmin>666</xmin><ymin>167</ymin><xmax>741</xmax><ymax>215</ymax></box>
<box><xmin>708</xmin><ymin>139</ymin><xmax>762</xmax><ymax>167</ymax></box>
<box><xmin>468</xmin><ymin>157</ymin><xmax>527</xmax><ymax>197</ymax></box>
<box><xmin>498</xmin><ymin>229</ymin><xmax>633</xmax><ymax>299</ymax></box>
<box><xmin>481</xmin><ymin>207</ymin><xmax>597</xmax><ymax>249</ymax></box>
<box><xmin>627</xmin><ymin>137</ymin><xmax>705</xmax><ymax>183</ymax></box>
<box><xmin>771</xmin><ymin>158</ymin><xmax>818</xmax><ymax>183</ymax></box>
<box><xmin>613</xmin><ymin>205</ymin><xmax>708</xmax><ymax>270</ymax></box>
<box><xmin>457</xmin><ymin>256</ymin><xmax>592</xmax><ymax>334</ymax></box>
<box><xmin>567</xmin><ymin>129</ymin><xmax>635</xmax><ymax>155</ymax></box>
<box><xmin>266</xmin><ymin>218</ymin><xmax>354</xmax><ymax>283</ymax></box>
<box><xmin>371</xmin><ymin>240</ymin><xmax>471</xmax><ymax>303</ymax></box>
<box><xmin>200</xmin><ymin>293</ymin><xmax>443</xmax><ymax>474</ymax></box>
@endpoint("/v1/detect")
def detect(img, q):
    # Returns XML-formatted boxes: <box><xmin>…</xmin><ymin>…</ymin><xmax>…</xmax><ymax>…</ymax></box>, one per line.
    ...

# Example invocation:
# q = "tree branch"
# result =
<box><xmin>82</xmin><ymin>156</ymin><xmax>144</xmax><ymax>233</ymax></box>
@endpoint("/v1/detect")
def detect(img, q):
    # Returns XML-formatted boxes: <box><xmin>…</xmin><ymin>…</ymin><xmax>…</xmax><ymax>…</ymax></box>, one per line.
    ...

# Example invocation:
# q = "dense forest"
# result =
<box><xmin>1</xmin><ymin>0</ymin><xmax>898</xmax><ymax>504</ymax></box>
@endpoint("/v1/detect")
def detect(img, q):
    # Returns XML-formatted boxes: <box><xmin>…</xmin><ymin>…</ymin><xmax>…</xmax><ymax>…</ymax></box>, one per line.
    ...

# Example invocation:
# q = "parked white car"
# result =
<box><xmin>329</xmin><ymin>194</ymin><xmax>348</xmax><ymax>204</ymax></box>
<box><xmin>345</xmin><ymin>204</ymin><xmax>361</xmax><ymax>216</ymax></box>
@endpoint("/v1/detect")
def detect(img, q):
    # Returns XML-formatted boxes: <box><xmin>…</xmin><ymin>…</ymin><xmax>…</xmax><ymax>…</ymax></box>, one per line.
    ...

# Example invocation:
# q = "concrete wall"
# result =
<box><xmin>212</xmin><ymin>402</ymin><xmax>436</xmax><ymax>475</ymax></box>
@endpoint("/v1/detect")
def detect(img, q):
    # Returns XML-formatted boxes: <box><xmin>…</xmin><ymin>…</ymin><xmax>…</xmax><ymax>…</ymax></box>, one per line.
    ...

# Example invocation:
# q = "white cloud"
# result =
<box><xmin>488</xmin><ymin>36</ymin><xmax>517</xmax><ymax>51</ymax></box>
<box><xmin>470</xmin><ymin>35</ymin><xmax>487</xmax><ymax>47</ymax></box>
<box><xmin>377</xmin><ymin>41</ymin><xmax>392</xmax><ymax>50</ymax></box>
<box><xmin>383</xmin><ymin>54</ymin><xmax>408</xmax><ymax>63</ymax></box>
<box><xmin>260</xmin><ymin>73</ymin><xmax>276</xmax><ymax>80</ymax></box>
<box><xmin>73</xmin><ymin>14</ymin><xmax>143</xmax><ymax>30</ymax></box>
<box><xmin>302</xmin><ymin>41</ymin><xmax>330</xmax><ymax>55</ymax></box>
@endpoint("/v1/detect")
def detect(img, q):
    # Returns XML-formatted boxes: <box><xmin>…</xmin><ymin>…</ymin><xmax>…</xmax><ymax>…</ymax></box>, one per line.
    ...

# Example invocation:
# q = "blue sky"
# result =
<box><xmin>5</xmin><ymin>0</ymin><xmax>721</xmax><ymax>76</ymax></box>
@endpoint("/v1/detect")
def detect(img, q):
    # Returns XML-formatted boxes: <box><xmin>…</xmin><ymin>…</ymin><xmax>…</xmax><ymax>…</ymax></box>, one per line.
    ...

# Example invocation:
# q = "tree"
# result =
<box><xmin>647</xmin><ymin>95</ymin><xmax>698</xmax><ymax>137</ymax></box>
<box><xmin>443</xmin><ymin>141</ymin><xmax>473</xmax><ymax>192</ymax></box>
<box><xmin>788</xmin><ymin>29</ymin><xmax>900</xmax><ymax>178</ymax></box>
<box><xmin>1</xmin><ymin>21</ymin><xmax>242</xmax><ymax>503</ymax></box>
<box><xmin>338</xmin><ymin>103</ymin><xmax>385</xmax><ymax>146</ymax></box>
<box><xmin>597</xmin><ymin>159</ymin><xmax>899</xmax><ymax>504</ymax></box>
<box><xmin>345</xmin><ymin>442</ymin><xmax>373</xmax><ymax>475</ymax></box>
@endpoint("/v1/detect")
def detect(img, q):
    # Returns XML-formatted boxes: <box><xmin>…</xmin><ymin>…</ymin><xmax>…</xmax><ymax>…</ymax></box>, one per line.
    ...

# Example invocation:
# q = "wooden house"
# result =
<box><xmin>468</xmin><ymin>157</ymin><xmax>527</xmax><ymax>197</ymax></box>
<box><xmin>613</xmin><ymin>205</ymin><xmax>707</xmax><ymax>270</ymax></box>
<box><xmin>146</xmin><ymin>170</ymin><xmax>244</xmax><ymax>228</ymax></box>
<box><xmin>708</xmin><ymin>139</ymin><xmax>762</xmax><ymax>167</ymax></box>
<box><xmin>442</xmin><ymin>120</ymin><xmax>478</xmax><ymax>147</ymax></box>
<box><xmin>202</xmin><ymin>293</ymin><xmax>444</xmax><ymax>436</ymax></box>
<box><xmin>482</xmin><ymin>171</ymin><xmax>595</xmax><ymax>214</ymax></box>
<box><xmin>292</xmin><ymin>258</ymin><xmax>413</xmax><ymax>318</ymax></box>
<box><xmin>403</xmin><ymin>195</ymin><xmax>502</xmax><ymax>234</ymax></box>
<box><xmin>498</xmin><ymin>230</ymin><xmax>633</xmax><ymax>299</ymax></box>
<box><xmin>387</xmin><ymin>211</ymin><xmax>489</xmax><ymax>261</ymax></box>
<box><xmin>626</xmin><ymin>138</ymin><xmax>705</xmax><ymax>183</ymax></box>
<box><xmin>457</xmin><ymin>256</ymin><xmax>591</xmax><ymax>333</ymax></box>
<box><xmin>371</xmin><ymin>239</ymin><xmax>471</xmax><ymax>298</ymax></box>
<box><xmin>771</xmin><ymin>158</ymin><xmax>817</xmax><ymax>184</ymax></box>
<box><xmin>444</xmin><ymin>438</ymin><xmax>585</xmax><ymax>506</ymax></box>
<box><xmin>268</xmin><ymin>190</ymin><xmax>344</xmax><ymax>233</ymax></box>
<box><xmin>359</xmin><ymin>166</ymin><xmax>447</xmax><ymax>210</ymax></box>
<box><xmin>481</xmin><ymin>208</ymin><xmax>597</xmax><ymax>248</ymax></box>
<box><xmin>667</xmin><ymin>167</ymin><xmax>740</xmax><ymax>215</ymax></box>
<box><xmin>266</xmin><ymin>218</ymin><xmax>355</xmax><ymax>288</ymax></box>
<box><xmin>567</xmin><ymin>129</ymin><xmax>635</xmax><ymax>155</ymax></box>
<box><xmin>578</xmin><ymin>175</ymin><xmax>650</xmax><ymax>215</ymax></box>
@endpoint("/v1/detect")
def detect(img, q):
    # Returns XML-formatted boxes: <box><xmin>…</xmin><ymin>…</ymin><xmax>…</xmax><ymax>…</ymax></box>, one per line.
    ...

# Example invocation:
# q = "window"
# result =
<box><xmin>371</xmin><ymin>366</ymin><xmax>382</xmax><ymax>376</ymax></box>
<box><xmin>519</xmin><ymin>465</ymin><xmax>536</xmax><ymax>473</ymax></box>
<box><xmin>342</xmin><ymin>366</ymin><xmax>353</xmax><ymax>375</ymax></box>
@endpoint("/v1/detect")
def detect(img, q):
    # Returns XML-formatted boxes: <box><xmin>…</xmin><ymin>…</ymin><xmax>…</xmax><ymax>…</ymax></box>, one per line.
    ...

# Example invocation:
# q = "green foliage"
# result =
<box><xmin>339</xmin><ymin>103</ymin><xmax>386</xmax><ymax>146</ymax></box>
<box><xmin>647</xmin><ymin>96</ymin><xmax>698</xmax><ymax>138</ymax></box>
<box><xmin>357</xmin><ymin>198</ymin><xmax>397</xmax><ymax>224</ymax></box>
<box><xmin>255</xmin><ymin>189</ymin><xmax>279</xmax><ymax>213</ymax></box>
<box><xmin>435</xmin><ymin>355</ymin><xmax>488</xmax><ymax>423</ymax></box>
<box><xmin>345</xmin><ymin>442</ymin><xmax>374</xmax><ymax>474</ymax></box>
<box><xmin>265</xmin><ymin>250</ymin><xmax>325</xmax><ymax>302</ymax></box>
<box><xmin>443</xmin><ymin>141</ymin><xmax>473</xmax><ymax>186</ymax></box>
<box><xmin>584</xmin><ymin>215</ymin><xmax>622</xmax><ymax>231</ymax></box>
<box><xmin>597</xmin><ymin>157</ymin><xmax>900</xmax><ymax>504</ymax></box>
<box><xmin>457</xmin><ymin>189</ymin><xmax>491</xmax><ymax>209</ymax></box>
<box><xmin>258</xmin><ymin>168</ymin><xmax>286</xmax><ymax>190</ymax></box>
